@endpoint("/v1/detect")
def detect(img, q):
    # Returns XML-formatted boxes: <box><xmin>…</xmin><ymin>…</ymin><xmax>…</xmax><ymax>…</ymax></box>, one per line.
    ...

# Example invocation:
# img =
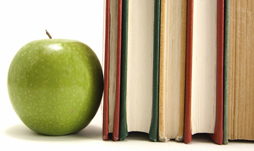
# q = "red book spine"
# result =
<box><xmin>184</xmin><ymin>0</ymin><xmax>194</xmax><ymax>144</ymax></box>
<box><xmin>112</xmin><ymin>0</ymin><xmax>122</xmax><ymax>141</ymax></box>
<box><xmin>103</xmin><ymin>0</ymin><xmax>110</xmax><ymax>140</ymax></box>
<box><xmin>211</xmin><ymin>0</ymin><xmax>224</xmax><ymax>145</ymax></box>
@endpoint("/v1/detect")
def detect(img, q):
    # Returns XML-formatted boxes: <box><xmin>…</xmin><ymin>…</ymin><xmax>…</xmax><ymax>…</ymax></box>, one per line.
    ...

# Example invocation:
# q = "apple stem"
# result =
<box><xmin>45</xmin><ymin>30</ymin><xmax>52</xmax><ymax>39</ymax></box>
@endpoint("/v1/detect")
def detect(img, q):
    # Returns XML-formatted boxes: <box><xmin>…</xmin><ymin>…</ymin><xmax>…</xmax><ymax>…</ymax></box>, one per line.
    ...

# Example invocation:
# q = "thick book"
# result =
<box><xmin>184</xmin><ymin>0</ymin><xmax>224</xmax><ymax>145</ymax></box>
<box><xmin>103</xmin><ymin>0</ymin><xmax>122</xmax><ymax>141</ymax></box>
<box><xmin>119</xmin><ymin>0</ymin><xmax>159</xmax><ymax>141</ymax></box>
<box><xmin>228</xmin><ymin>0</ymin><xmax>254</xmax><ymax>141</ymax></box>
<box><xmin>158</xmin><ymin>0</ymin><xmax>187</xmax><ymax>142</ymax></box>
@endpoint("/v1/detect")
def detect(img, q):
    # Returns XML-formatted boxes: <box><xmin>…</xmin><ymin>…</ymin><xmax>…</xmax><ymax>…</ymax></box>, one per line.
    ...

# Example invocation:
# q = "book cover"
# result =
<box><xmin>223</xmin><ymin>0</ymin><xmax>230</xmax><ymax>144</ymax></box>
<box><xmin>183</xmin><ymin>0</ymin><xmax>193</xmax><ymax>144</ymax></box>
<box><xmin>210</xmin><ymin>0</ymin><xmax>224</xmax><ymax>145</ymax></box>
<box><xmin>103</xmin><ymin>0</ymin><xmax>110</xmax><ymax>140</ymax></box>
<box><xmin>119</xmin><ymin>0</ymin><xmax>128</xmax><ymax>141</ymax></box>
<box><xmin>149</xmin><ymin>0</ymin><xmax>160</xmax><ymax>142</ymax></box>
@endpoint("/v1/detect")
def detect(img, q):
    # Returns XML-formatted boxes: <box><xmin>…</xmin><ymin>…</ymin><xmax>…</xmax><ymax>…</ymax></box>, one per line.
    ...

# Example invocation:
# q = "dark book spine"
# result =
<box><xmin>119</xmin><ymin>0</ymin><xmax>129</xmax><ymax>141</ymax></box>
<box><xmin>149</xmin><ymin>0</ymin><xmax>161</xmax><ymax>142</ymax></box>
<box><xmin>223</xmin><ymin>0</ymin><xmax>230</xmax><ymax>145</ymax></box>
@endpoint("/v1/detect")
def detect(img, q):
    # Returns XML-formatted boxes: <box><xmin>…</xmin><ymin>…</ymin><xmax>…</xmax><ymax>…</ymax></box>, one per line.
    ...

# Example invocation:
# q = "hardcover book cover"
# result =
<box><xmin>102</xmin><ymin>0</ymin><xmax>110</xmax><ymax>140</ymax></box>
<box><xmin>223</xmin><ymin>0</ymin><xmax>230</xmax><ymax>144</ymax></box>
<box><xmin>149</xmin><ymin>0</ymin><xmax>160</xmax><ymax>142</ymax></box>
<box><xmin>119</xmin><ymin>0</ymin><xmax>128</xmax><ymax>140</ymax></box>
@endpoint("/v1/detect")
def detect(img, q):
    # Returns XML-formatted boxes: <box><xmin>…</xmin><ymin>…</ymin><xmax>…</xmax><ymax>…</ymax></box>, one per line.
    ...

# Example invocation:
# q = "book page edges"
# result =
<box><xmin>158</xmin><ymin>0</ymin><xmax>166</xmax><ymax>142</ymax></box>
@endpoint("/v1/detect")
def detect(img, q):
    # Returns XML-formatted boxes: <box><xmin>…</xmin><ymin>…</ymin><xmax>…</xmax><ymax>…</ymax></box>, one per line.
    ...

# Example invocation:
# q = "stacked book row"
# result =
<box><xmin>102</xmin><ymin>0</ymin><xmax>254</xmax><ymax>144</ymax></box>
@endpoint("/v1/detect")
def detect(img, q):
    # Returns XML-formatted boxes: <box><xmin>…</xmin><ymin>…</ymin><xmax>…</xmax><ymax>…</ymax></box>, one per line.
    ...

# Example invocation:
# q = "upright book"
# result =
<box><xmin>184</xmin><ymin>0</ymin><xmax>224</xmax><ymax>144</ymax></box>
<box><xmin>119</xmin><ymin>0</ymin><xmax>160</xmax><ymax>141</ymax></box>
<box><xmin>103</xmin><ymin>0</ymin><xmax>122</xmax><ymax>141</ymax></box>
<box><xmin>228</xmin><ymin>0</ymin><xmax>254</xmax><ymax>141</ymax></box>
<box><xmin>158</xmin><ymin>0</ymin><xmax>187</xmax><ymax>142</ymax></box>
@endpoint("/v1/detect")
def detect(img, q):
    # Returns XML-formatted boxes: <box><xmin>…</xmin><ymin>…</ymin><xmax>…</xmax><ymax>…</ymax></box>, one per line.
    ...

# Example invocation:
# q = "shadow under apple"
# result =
<box><xmin>4</xmin><ymin>122</ymin><xmax>102</xmax><ymax>142</ymax></box>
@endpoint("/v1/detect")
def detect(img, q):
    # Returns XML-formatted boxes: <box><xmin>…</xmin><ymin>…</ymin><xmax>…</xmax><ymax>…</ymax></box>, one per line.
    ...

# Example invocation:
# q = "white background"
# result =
<box><xmin>0</xmin><ymin>0</ymin><xmax>253</xmax><ymax>151</ymax></box>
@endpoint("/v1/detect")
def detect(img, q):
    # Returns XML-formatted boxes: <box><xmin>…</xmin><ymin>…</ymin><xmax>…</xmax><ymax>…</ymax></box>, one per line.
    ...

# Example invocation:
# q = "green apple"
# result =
<box><xmin>7</xmin><ymin>39</ymin><xmax>103</xmax><ymax>135</ymax></box>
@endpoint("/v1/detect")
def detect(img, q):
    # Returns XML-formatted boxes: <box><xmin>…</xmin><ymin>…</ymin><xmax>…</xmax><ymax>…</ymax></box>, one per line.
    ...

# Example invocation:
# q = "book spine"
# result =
<box><xmin>112</xmin><ymin>0</ymin><xmax>123</xmax><ymax>141</ymax></box>
<box><xmin>119</xmin><ymin>0</ymin><xmax>129</xmax><ymax>141</ymax></box>
<box><xmin>223</xmin><ymin>0</ymin><xmax>230</xmax><ymax>145</ymax></box>
<box><xmin>103</xmin><ymin>0</ymin><xmax>110</xmax><ymax>140</ymax></box>
<box><xmin>184</xmin><ymin>0</ymin><xmax>193</xmax><ymax>144</ymax></box>
<box><xmin>211</xmin><ymin>0</ymin><xmax>224</xmax><ymax>145</ymax></box>
<box><xmin>149</xmin><ymin>0</ymin><xmax>160</xmax><ymax>142</ymax></box>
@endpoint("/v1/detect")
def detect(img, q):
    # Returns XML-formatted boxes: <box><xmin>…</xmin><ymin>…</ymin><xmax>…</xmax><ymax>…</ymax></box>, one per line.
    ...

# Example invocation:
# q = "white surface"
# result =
<box><xmin>0</xmin><ymin>1</ymin><xmax>253</xmax><ymax>151</ymax></box>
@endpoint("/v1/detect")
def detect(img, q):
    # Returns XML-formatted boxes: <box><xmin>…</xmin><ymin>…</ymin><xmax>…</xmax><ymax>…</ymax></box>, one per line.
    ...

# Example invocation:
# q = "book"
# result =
<box><xmin>158</xmin><ymin>0</ymin><xmax>187</xmax><ymax>142</ymax></box>
<box><xmin>184</xmin><ymin>0</ymin><xmax>224</xmax><ymax>145</ymax></box>
<box><xmin>228</xmin><ymin>0</ymin><xmax>254</xmax><ymax>141</ymax></box>
<box><xmin>119</xmin><ymin>0</ymin><xmax>159</xmax><ymax>141</ymax></box>
<box><xmin>103</xmin><ymin>0</ymin><xmax>122</xmax><ymax>141</ymax></box>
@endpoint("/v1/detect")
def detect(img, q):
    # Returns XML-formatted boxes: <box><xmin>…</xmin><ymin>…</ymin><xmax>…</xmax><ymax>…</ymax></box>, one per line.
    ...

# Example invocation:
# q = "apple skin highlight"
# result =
<box><xmin>7</xmin><ymin>39</ymin><xmax>103</xmax><ymax>136</ymax></box>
